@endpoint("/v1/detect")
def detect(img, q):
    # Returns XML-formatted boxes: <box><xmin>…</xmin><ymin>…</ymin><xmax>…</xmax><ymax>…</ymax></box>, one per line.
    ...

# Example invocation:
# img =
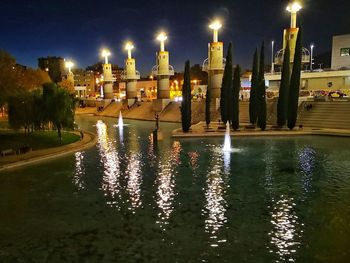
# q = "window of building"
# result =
<box><xmin>340</xmin><ymin>48</ymin><xmax>350</xmax><ymax>56</ymax></box>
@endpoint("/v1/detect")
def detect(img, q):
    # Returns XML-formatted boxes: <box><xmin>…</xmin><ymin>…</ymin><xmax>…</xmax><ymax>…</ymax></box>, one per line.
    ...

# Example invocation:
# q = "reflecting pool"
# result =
<box><xmin>1</xmin><ymin>115</ymin><xmax>350</xmax><ymax>262</ymax></box>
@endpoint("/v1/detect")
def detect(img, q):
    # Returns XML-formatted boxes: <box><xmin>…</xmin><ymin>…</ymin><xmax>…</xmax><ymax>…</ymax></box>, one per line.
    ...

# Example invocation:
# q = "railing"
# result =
<box><xmin>274</xmin><ymin>47</ymin><xmax>310</xmax><ymax>65</ymax></box>
<box><xmin>202</xmin><ymin>58</ymin><xmax>226</xmax><ymax>72</ymax></box>
<box><xmin>151</xmin><ymin>65</ymin><xmax>174</xmax><ymax>76</ymax></box>
<box><xmin>121</xmin><ymin>70</ymin><xmax>140</xmax><ymax>80</ymax></box>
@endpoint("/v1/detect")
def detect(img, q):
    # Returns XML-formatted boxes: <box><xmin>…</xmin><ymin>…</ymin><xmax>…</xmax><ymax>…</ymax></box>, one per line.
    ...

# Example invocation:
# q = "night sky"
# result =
<box><xmin>1</xmin><ymin>0</ymin><xmax>349</xmax><ymax>76</ymax></box>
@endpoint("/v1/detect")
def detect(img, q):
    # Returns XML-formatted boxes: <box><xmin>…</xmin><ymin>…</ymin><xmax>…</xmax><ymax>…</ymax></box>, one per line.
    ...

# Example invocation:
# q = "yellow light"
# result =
<box><xmin>65</xmin><ymin>61</ymin><xmax>74</xmax><ymax>69</ymax></box>
<box><xmin>157</xmin><ymin>32</ymin><xmax>168</xmax><ymax>42</ymax></box>
<box><xmin>209</xmin><ymin>20</ymin><xmax>222</xmax><ymax>31</ymax></box>
<box><xmin>101</xmin><ymin>49</ymin><xmax>111</xmax><ymax>58</ymax></box>
<box><xmin>125</xmin><ymin>42</ymin><xmax>134</xmax><ymax>51</ymax></box>
<box><xmin>287</xmin><ymin>2</ymin><xmax>302</xmax><ymax>12</ymax></box>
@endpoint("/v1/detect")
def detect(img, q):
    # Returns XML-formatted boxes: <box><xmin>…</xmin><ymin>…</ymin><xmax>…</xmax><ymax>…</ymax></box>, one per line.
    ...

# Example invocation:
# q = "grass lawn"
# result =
<box><xmin>0</xmin><ymin>130</ymin><xmax>80</xmax><ymax>151</ymax></box>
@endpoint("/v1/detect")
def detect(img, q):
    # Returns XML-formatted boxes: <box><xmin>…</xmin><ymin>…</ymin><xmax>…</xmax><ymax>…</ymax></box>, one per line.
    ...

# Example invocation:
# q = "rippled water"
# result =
<box><xmin>1</xmin><ymin>115</ymin><xmax>350</xmax><ymax>262</ymax></box>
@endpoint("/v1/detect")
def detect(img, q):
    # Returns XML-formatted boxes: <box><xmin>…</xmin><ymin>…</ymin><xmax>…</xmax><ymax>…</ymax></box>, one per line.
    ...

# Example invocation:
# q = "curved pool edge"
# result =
<box><xmin>0</xmin><ymin>130</ymin><xmax>97</xmax><ymax>172</ymax></box>
<box><xmin>172</xmin><ymin>123</ymin><xmax>350</xmax><ymax>138</ymax></box>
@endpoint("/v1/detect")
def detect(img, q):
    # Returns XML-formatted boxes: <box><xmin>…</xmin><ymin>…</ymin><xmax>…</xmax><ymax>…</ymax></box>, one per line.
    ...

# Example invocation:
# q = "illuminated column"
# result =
<box><xmin>123</xmin><ymin>42</ymin><xmax>140</xmax><ymax>102</ymax></box>
<box><xmin>205</xmin><ymin>20</ymin><xmax>224</xmax><ymax>109</ymax></box>
<box><xmin>284</xmin><ymin>2</ymin><xmax>302</xmax><ymax>63</ymax></box>
<box><xmin>101</xmin><ymin>49</ymin><xmax>114</xmax><ymax>99</ymax></box>
<box><xmin>152</xmin><ymin>32</ymin><xmax>174</xmax><ymax>100</ymax></box>
<box><xmin>65</xmin><ymin>60</ymin><xmax>74</xmax><ymax>84</ymax></box>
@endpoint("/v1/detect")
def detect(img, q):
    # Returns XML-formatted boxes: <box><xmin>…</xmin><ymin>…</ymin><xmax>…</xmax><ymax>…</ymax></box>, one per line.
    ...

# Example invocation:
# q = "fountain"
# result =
<box><xmin>223</xmin><ymin>122</ymin><xmax>231</xmax><ymax>152</ymax></box>
<box><xmin>118</xmin><ymin>111</ymin><xmax>123</xmax><ymax>129</ymax></box>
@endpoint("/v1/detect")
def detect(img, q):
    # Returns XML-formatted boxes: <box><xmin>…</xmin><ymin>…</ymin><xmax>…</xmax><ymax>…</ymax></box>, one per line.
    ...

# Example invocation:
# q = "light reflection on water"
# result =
<box><xmin>73</xmin><ymin>151</ymin><xmax>85</xmax><ymax>190</ymax></box>
<box><xmin>96</xmin><ymin>120</ymin><xmax>122</xmax><ymax>209</ymax></box>
<box><xmin>268</xmin><ymin>196</ymin><xmax>302</xmax><ymax>262</ymax></box>
<box><xmin>155</xmin><ymin>141</ymin><xmax>182</xmax><ymax>229</ymax></box>
<box><xmin>298</xmin><ymin>146</ymin><xmax>316</xmax><ymax>195</ymax></box>
<box><xmin>202</xmin><ymin>145</ymin><xmax>230</xmax><ymax>246</ymax></box>
<box><xmin>126</xmin><ymin>152</ymin><xmax>142</xmax><ymax>211</ymax></box>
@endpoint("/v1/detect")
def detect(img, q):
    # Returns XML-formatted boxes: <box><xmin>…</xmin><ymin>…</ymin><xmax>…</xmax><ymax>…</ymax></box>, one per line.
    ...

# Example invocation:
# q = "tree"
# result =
<box><xmin>181</xmin><ymin>60</ymin><xmax>191</xmax><ymax>132</ymax></box>
<box><xmin>288</xmin><ymin>28</ymin><xmax>303</xmax><ymax>130</ymax></box>
<box><xmin>42</xmin><ymin>83</ymin><xmax>75</xmax><ymax>140</ymax></box>
<box><xmin>257</xmin><ymin>42</ymin><xmax>267</xmax><ymax>130</ymax></box>
<box><xmin>220</xmin><ymin>42</ymin><xmax>233</xmax><ymax>124</ymax></box>
<box><xmin>231</xmin><ymin>65</ymin><xmax>241</xmax><ymax>130</ymax></box>
<box><xmin>249</xmin><ymin>49</ymin><xmax>259</xmax><ymax>125</ymax></box>
<box><xmin>58</xmin><ymin>78</ymin><xmax>75</xmax><ymax>94</ymax></box>
<box><xmin>277</xmin><ymin>42</ymin><xmax>291</xmax><ymax>127</ymax></box>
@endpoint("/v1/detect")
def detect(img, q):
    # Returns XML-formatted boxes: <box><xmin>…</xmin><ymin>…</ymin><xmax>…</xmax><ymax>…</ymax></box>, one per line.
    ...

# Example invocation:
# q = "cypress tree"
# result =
<box><xmin>277</xmin><ymin>42</ymin><xmax>291</xmax><ymax>127</ymax></box>
<box><xmin>181</xmin><ymin>60</ymin><xmax>191</xmax><ymax>132</ymax></box>
<box><xmin>249</xmin><ymin>49</ymin><xmax>259</xmax><ymax>125</ymax></box>
<box><xmin>287</xmin><ymin>27</ymin><xmax>303</xmax><ymax>130</ymax></box>
<box><xmin>205</xmin><ymin>79</ymin><xmax>211</xmax><ymax>128</ymax></box>
<box><xmin>231</xmin><ymin>65</ymin><xmax>241</xmax><ymax>130</ymax></box>
<box><xmin>257</xmin><ymin>42</ymin><xmax>267</xmax><ymax>130</ymax></box>
<box><xmin>220</xmin><ymin>42</ymin><xmax>233</xmax><ymax>124</ymax></box>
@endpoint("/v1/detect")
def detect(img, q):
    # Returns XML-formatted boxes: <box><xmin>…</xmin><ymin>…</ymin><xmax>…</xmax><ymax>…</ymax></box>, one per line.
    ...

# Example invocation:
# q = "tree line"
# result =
<box><xmin>0</xmin><ymin>50</ymin><xmax>76</xmax><ymax>140</ymax></box>
<box><xmin>181</xmin><ymin>28</ymin><xmax>303</xmax><ymax>132</ymax></box>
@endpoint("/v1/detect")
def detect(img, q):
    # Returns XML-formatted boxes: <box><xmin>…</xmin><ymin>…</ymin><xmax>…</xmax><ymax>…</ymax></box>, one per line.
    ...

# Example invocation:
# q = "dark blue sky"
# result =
<box><xmin>1</xmin><ymin>0</ymin><xmax>349</xmax><ymax>76</ymax></box>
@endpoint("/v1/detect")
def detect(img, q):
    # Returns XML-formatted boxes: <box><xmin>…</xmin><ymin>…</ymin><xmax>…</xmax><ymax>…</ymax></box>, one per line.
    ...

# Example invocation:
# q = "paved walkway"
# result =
<box><xmin>0</xmin><ymin>130</ymin><xmax>97</xmax><ymax>172</ymax></box>
<box><xmin>172</xmin><ymin>122</ymin><xmax>350</xmax><ymax>138</ymax></box>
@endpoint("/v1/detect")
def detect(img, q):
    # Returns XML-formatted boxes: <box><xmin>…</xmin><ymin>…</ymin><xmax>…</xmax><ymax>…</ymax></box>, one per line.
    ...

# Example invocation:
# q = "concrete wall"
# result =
<box><xmin>332</xmin><ymin>34</ymin><xmax>350</xmax><ymax>70</ymax></box>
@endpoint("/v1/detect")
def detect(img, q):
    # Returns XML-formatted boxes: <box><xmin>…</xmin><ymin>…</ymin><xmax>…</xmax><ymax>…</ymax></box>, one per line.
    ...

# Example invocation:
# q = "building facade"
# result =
<box><xmin>331</xmin><ymin>34</ymin><xmax>350</xmax><ymax>70</ymax></box>
<box><xmin>38</xmin><ymin>56</ymin><xmax>65</xmax><ymax>83</ymax></box>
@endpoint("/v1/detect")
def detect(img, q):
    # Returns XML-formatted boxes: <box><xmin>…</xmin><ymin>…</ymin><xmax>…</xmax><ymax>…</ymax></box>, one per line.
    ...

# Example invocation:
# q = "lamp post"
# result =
<box><xmin>157</xmin><ymin>32</ymin><xmax>167</xmax><ymax>52</ymax></box>
<box><xmin>209</xmin><ymin>20</ymin><xmax>222</xmax><ymax>43</ymax></box>
<box><xmin>101</xmin><ymin>48</ymin><xmax>114</xmax><ymax>99</ymax></box>
<box><xmin>310</xmin><ymin>44</ymin><xmax>315</xmax><ymax>71</ymax></box>
<box><xmin>101</xmin><ymin>49</ymin><xmax>111</xmax><ymax>64</ymax></box>
<box><xmin>125</xmin><ymin>42</ymin><xmax>134</xmax><ymax>59</ymax></box>
<box><xmin>271</xmin><ymin>40</ymin><xmax>275</xmax><ymax>73</ymax></box>
<box><xmin>286</xmin><ymin>2</ymin><xmax>302</xmax><ymax>28</ymax></box>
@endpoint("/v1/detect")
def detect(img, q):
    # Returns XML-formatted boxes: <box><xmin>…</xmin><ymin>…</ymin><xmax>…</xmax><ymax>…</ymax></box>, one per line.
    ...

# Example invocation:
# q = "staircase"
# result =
<box><xmin>298</xmin><ymin>101</ymin><xmax>350</xmax><ymax>129</ymax></box>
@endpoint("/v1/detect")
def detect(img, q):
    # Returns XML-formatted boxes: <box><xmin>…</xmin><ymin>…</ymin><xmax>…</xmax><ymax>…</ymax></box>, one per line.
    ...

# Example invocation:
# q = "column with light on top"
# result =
<box><xmin>152</xmin><ymin>32</ymin><xmax>174</xmax><ymax>100</ymax></box>
<box><xmin>284</xmin><ymin>2</ymin><xmax>302</xmax><ymax>63</ymax></box>
<box><xmin>123</xmin><ymin>42</ymin><xmax>140</xmax><ymax>105</ymax></box>
<box><xmin>203</xmin><ymin>20</ymin><xmax>224</xmax><ymax>111</ymax></box>
<box><xmin>101</xmin><ymin>49</ymin><xmax>115</xmax><ymax>99</ymax></box>
<box><xmin>65</xmin><ymin>60</ymin><xmax>74</xmax><ymax>84</ymax></box>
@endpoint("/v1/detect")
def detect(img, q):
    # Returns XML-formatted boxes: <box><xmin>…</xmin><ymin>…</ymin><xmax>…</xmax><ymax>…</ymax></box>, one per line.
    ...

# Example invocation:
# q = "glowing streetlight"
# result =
<box><xmin>125</xmin><ymin>42</ymin><xmax>134</xmax><ymax>59</ymax></box>
<box><xmin>157</xmin><ymin>32</ymin><xmax>167</xmax><ymax>52</ymax></box>
<box><xmin>65</xmin><ymin>60</ymin><xmax>74</xmax><ymax>73</ymax></box>
<box><xmin>286</xmin><ymin>2</ymin><xmax>302</xmax><ymax>28</ymax></box>
<box><xmin>310</xmin><ymin>44</ymin><xmax>315</xmax><ymax>71</ymax></box>
<box><xmin>209</xmin><ymin>20</ymin><xmax>222</xmax><ymax>42</ymax></box>
<box><xmin>101</xmin><ymin>49</ymin><xmax>111</xmax><ymax>64</ymax></box>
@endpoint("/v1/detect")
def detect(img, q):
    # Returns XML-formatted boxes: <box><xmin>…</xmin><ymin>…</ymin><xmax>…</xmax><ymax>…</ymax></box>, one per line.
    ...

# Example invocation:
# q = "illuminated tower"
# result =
<box><xmin>122</xmin><ymin>42</ymin><xmax>140</xmax><ymax>106</ymax></box>
<box><xmin>203</xmin><ymin>20</ymin><xmax>225</xmax><ymax>111</ymax></box>
<box><xmin>101</xmin><ymin>49</ymin><xmax>115</xmax><ymax>99</ymax></box>
<box><xmin>65</xmin><ymin>60</ymin><xmax>74</xmax><ymax>84</ymax></box>
<box><xmin>275</xmin><ymin>2</ymin><xmax>310</xmax><ymax>65</ymax></box>
<box><xmin>152</xmin><ymin>32</ymin><xmax>174</xmax><ymax>101</ymax></box>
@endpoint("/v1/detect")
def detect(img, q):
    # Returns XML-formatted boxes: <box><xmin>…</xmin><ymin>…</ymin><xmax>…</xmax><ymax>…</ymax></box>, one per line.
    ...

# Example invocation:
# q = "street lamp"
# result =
<box><xmin>209</xmin><ymin>20</ymin><xmax>222</xmax><ymax>42</ymax></box>
<box><xmin>125</xmin><ymin>42</ymin><xmax>134</xmax><ymax>59</ymax></box>
<box><xmin>286</xmin><ymin>2</ymin><xmax>302</xmax><ymax>28</ymax></box>
<box><xmin>65</xmin><ymin>60</ymin><xmax>74</xmax><ymax>73</ymax></box>
<box><xmin>101</xmin><ymin>49</ymin><xmax>111</xmax><ymax>64</ymax></box>
<box><xmin>157</xmin><ymin>32</ymin><xmax>167</xmax><ymax>52</ymax></box>
<box><xmin>271</xmin><ymin>40</ymin><xmax>275</xmax><ymax>73</ymax></box>
<box><xmin>310</xmin><ymin>44</ymin><xmax>315</xmax><ymax>71</ymax></box>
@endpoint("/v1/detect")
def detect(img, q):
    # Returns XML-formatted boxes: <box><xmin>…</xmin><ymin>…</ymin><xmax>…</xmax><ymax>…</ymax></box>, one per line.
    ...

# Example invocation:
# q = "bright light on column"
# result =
<box><xmin>286</xmin><ymin>2</ymin><xmax>302</xmax><ymax>28</ymax></box>
<box><xmin>310</xmin><ymin>44</ymin><xmax>315</xmax><ymax>71</ymax></box>
<box><xmin>209</xmin><ymin>20</ymin><xmax>222</xmax><ymax>42</ymax></box>
<box><xmin>157</xmin><ymin>32</ymin><xmax>167</xmax><ymax>52</ymax></box>
<box><xmin>65</xmin><ymin>60</ymin><xmax>74</xmax><ymax>73</ymax></box>
<box><xmin>125</xmin><ymin>42</ymin><xmax>134</xmax><ymax>59</ymax></box>
<box><xmin>101</xmin><ymin>49</ymin><xmax>111</xmax><ymax>64</ymax></box>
